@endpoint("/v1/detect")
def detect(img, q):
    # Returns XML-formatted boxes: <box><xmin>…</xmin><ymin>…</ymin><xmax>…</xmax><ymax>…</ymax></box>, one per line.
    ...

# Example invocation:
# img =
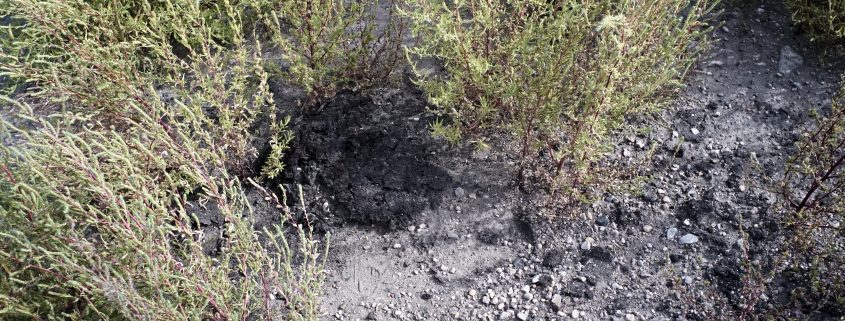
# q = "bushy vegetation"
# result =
<box><xmin>786</xmin><ymin>0</ymin><xmax>845</xmax><ymax>40</ymax></box>
<box><xmin>403</xmin><ymin>0</ymin><xmax>716</xmax><ymax>208</ymax></box>
<box><xmin>258</xmin><ymin>0</ymin><xmax>407</xmax><ymax>105</ymax></box>
<box><xmin>12</xmin><ymin>0</ymin><xmax>843</xmax><ymax>319</ymax></box>
<box><xmin>0</xmin><ymin>0</ymin><xmax>326</xmax><ymax>319</ymax></box>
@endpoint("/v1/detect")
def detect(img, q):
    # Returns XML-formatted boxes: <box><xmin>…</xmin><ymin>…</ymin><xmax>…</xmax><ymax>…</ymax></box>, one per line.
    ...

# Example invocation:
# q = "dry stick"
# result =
<box><xmin>367</xmin><ymin>7</ymin><xmax>405</xmax><ymax>84</ymax></box>
<box><xmin>805</xmin><ymin>169</ymin><xmax>845</xmax><ymax>210</ymax></box>
<box><xmin>0</xmin><ymin>164</ymin><xmax>16</xmax><ymax>184</ymax></box>
<box><xmin>517</xmin><ymin>106</ymin><xmax>537</xmax><ymax>185</ymax></box>
<box><xmin>796</xmin><ymin>152</ymin><xmax>845</xmax><ymax>213</ymax></box>
<box><xmin>794</xmin><ymin>120</ymin><xmax>845</xmax><ymax>213</ymax></box>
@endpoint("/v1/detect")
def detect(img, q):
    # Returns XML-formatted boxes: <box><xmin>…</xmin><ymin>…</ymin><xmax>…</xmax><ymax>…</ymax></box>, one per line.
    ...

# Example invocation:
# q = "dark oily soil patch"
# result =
<box><xmin>281</xmin><ymin>90</ymin><xmax>453</xmax><ymax>228</ymax></box>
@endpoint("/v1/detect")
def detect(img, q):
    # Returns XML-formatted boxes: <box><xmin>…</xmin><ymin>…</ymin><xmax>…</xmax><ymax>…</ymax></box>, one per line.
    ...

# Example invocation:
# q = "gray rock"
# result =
<box><xmin>532</xmin><ymin>274</ymin><xmax>553</xmax><ymax>287</ymax></box>
<box><xmin>517</xmin><ymin>311</ymin><xmax>529</xmax><ymax>320</ymax></box>
<box><xmin>596</xmin><ymin>216</ymin><xmax>610</xmax><ymax>226</ymax></box>
<box><xmin>580</xmin><ymin>237</ymin><xmax>594</xmax><ymax>250</ymax></box>
<box><xmin>454</xmin><ymin>187</ymin><xmax>466</xmax><ymax>198</ymax></box>
<box><xmin>550</xmin><ymin>294</ymin><xmax>563</xmax><ymax>311</ymax></box>
<box><xmin>365</xmin><ymin>311</ymin><xmax>379</xmax><ymax>320</ymax></box>
<box><xmin>667</xmin><ymin>227</ymin><xmax>678</xmax><ymax>239</ymax></box>
<box><xmin>778</xmin><ymin>45</ymin><xmax>803</xmax><ymax>74</ymax></box>
<box><xmin>679</xmin><ymin>234</ymin><xmax>699</xmax><ymax>245</ymax></box>
<box><xmin>500</xmin><ymin>311</ymin><xmax>514</xmax><ymax>320</ymax></box>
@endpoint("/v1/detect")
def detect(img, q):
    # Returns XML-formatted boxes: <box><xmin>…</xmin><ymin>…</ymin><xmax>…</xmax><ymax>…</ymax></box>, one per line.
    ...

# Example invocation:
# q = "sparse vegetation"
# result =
<box><xmin>786</xmin><ymin>0</ymin><xmax>845</xmax><ymax>40</ymax></box>
<box><xmin>259</xmin><ymin>0</ymin><xmax>408</xmax><ymax>105</ymax></box>
<box><xmin>403</xmin><ymin>0</ymin><xmax>716</xmax><ymax>209</ymax></box>
<box><xmin>682</xmin><ymin>2</ymin><xmax>845</xmax><ymax>316</ymax></box>
<box><xmin>0</xmin><ymin>0</ymin><xmax>325</xmax><ymax>319</ymax></box>
<box><xmin>680</xmin><ymin>83</ymin><xmax>845</xmax><ymax>321</ymax></box>
<box><xmin>773</xmin><ymin>81</ymin><xmax>845</xmax><ymax>317</ymax></box>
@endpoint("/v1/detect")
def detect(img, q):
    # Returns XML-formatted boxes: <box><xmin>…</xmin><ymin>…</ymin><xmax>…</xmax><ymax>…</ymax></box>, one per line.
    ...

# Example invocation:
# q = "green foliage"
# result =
<box><xmin>786</xmin><ymin>0</ymin><xmax>845</xmax><ymax>41</ymax></box>
<box><xmin>430</xmin><ymin>117</ymin><xmax>462</xmax><ymax>145</ymax></box>
<box><xmin>403</xmin><ymin>0</ymin><xmax>716</xmax><ymax>208</ymax></box>
<box><xmin>262</xmin><ymin>115</ymin><xmax>295</xmax><ymax>180</ymax></box>
<box><xmin>0</xmin><ymin>0</ymin><xmax>275</xmax><ymax>174</ymax></box>
<box><xmin>0</xmin><ymin>0</ymin><xmax>326</xmax><ymax>319</ymax></box>
<box><xmin>259</xmin><ymin>0</ymin><xmax>407</xmax><ymax>105</ymax></box>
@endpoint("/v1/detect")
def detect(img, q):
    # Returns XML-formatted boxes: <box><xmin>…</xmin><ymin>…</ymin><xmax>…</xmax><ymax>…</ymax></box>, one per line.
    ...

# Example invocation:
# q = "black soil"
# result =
<box><xmin>281</xmin><ymin>90</ymin><xmax>453</xmax><ymax>228</ymax></box>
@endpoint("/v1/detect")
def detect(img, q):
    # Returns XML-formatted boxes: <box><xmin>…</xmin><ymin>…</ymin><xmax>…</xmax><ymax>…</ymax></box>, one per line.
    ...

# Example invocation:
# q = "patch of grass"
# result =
<box><xmin>0</xmin><ymin>0</ymin><xmax>326</xmax><ymax>319</ymax></box>
<box><xmin>403</xmin><ymin>0</ymin><xmax>717</xmax><ymax>210</ymax></box>
<box><xmin>786</xmin><ymin>0</ymin><xmax>845</xmax><ymax>41</ymax></box>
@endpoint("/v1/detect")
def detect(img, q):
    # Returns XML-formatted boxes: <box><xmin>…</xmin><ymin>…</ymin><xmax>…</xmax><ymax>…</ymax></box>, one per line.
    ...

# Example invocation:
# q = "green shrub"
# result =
<box><xmin>403</xmin><ymin>0</ymin><xmax>716</xmax><ymax>208</ymax></box>
<box><xmin>787</xmin><ymin>0</ymin><xmax>845</xmax><ymax>41</ymax></box>
<box><xmin>0</xmin><ymin>0</ymin><xmax>326</xmax><ymax>319</ymax></box>
<box><xmin>0</xmin><ymin>0</ymin><xmax>294</xmax><ymax>175</ymax></box>
<box><xmin>259</xmin><ymin>0</ymin><xmax>407</xmax><ymax>105</ymax></box>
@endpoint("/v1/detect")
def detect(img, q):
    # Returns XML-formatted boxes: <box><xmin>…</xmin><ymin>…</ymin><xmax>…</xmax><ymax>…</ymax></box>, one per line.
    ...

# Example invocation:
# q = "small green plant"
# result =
<box><xmin>776</xmin><ymin>82</ymin><xmax>845</xmax><ymax>317</ymax></box>
<box><xmin>787</xmin><ymin>0</ymin><xmax>845</xmax><ymax>41</ymax></box>
<box><xmin>682</xmin><ymin>84</ymin><xmax>845</xmax><ymax>320</ymax></box>
<box><xmin>430</xmin><ymin>117</ymin><xmax>462</xmax><ymax>144</ymax></box>
<box><xmin>259</xmin><ymin>0</ymin><xmax>408</xmax><ymax>105</ymax></box>
<box><xmin>403</xmin><ymin>0</ymin><xmax>716</xmax><ymax>210</ymax></box>
<box><xmin>262</xmin><ymin>115</ymin><xmax>295</xmax><ymax>180</ymax></box>
<box><xmin>0</xmin><ymin>0</ymin><xmax>326</xmax><ymax>319</ymax></box>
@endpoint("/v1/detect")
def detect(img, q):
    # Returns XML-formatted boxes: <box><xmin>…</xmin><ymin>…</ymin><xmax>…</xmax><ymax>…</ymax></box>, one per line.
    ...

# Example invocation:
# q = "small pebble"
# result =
<box><xmin>580</xmin><ymin>237</ymin><xmax>594</xmax><ymax>250</ymax></box>
<box><xmin>595</xmin><ymin>216</ymin><xmax>610</xmax><ymax>226</ymax></box>
<box><xmin>679</xmin><ymin>234</ymin><xmax>699</xmax><ymax>245</ymax></box>
<box><xmin>455</xmin><ymin>187</ymin><xmax>466</xmax><ymax>198</ymax></box>
<box><xmin>667</xmin><ymin>228</ymin><xmax>678</xmax><ymax>239</ymax></box>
